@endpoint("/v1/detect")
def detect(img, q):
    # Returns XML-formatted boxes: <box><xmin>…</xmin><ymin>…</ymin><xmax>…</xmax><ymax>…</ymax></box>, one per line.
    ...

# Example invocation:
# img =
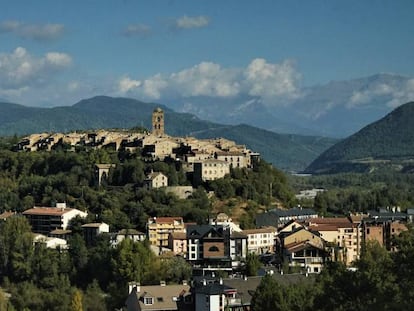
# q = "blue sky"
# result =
<box><xmin>0</xmin><ymin>0</ymin><xmax>413</xmax><ymax>107</ymax></box>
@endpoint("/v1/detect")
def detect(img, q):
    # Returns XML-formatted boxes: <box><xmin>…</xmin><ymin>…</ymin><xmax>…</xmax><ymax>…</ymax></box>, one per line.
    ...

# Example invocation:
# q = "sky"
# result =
<box><xmin>0</xmin><ymin>0</ymin><xmax>414</xmax><ymax>107</ymax></box>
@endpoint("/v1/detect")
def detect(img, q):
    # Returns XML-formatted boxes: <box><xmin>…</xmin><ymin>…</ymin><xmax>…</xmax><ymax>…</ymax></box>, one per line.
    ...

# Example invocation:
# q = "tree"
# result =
<box><xmin>0</xmin><ymin>216</ymin><xmax>33</xmax><ymax>281</ymax></box>
<box><xmin>83</xmin><ymin>280</ymin><xmax>107</xmax><ymax>311</ymax></box>
<box><xmin>70</xmin><ymin>289</ymin><xmax>83</xmax><ymax>311</ymax></box>
<box><xmin>245</xmin><ymin>253</ymin><xmax>261</xmax><ymax>276</ymax></box>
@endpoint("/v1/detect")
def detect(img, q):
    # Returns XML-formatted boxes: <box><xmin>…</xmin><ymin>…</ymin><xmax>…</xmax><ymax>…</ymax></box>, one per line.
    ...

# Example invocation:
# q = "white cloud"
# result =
<box><xmin>45</xmin><ymin>52</ymin><xmax>72</xmax><ymax>67</ymax></box>
<box><xmin>116</xmin><ymin>58</ymin><xmax>301</xmax><ymax>106</ymax></box>
<box><xmin>386</xmin><ymin>79</ymin><xmax>414</xmax><ymax>108</ymax></box>
<box><xmin>244</xmin><ymin>58</ymin><xmax>301</xmax><ymax>100</ymax></box>
<box><xmin>170</xmin><ymin>62</ymin><xmax>240</xmax><ymax>97</ymax></box>
<box><xmin>140</xmin><ymin>74</ymin><xmax>168</xmax><ymax>99</ymax></box>
<box><xmin>0</xmin><ymin>20</ymin><xmax>65</xmax><ymax>41</ymax></box>
<box><xmin>122</xmin><ymin>24</ymin><xmax>151</xmax><ymax>37</ymax></box>
<box><xmin>174</xmin><ymin>15</ymin><xmax>210</xmax><ymax>29</ymax></box>
<box><xmin>119</xmin><ymin>77</ymin><xmax>141</xmax><ymax>93</ymax></box>
<box><xmin>0</xmin><ymin>47</ymin><xmax>72</xmax><ymax>91</ymax></box>
<box><xmin>349</xmin><ymin>79</ymin><xmax>414</xmax><ymax>108</ymax></box>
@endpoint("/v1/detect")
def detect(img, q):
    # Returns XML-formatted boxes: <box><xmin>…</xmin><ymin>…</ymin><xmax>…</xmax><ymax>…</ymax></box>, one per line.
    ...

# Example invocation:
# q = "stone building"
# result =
<box><xmin>152</xmin><ymin>107</ymin><xmax>165</xmax><ymax>136</ymax></box>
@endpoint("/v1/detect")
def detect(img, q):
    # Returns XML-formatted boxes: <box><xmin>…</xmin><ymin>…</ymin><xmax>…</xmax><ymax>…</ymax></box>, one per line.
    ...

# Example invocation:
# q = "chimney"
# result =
<box><xmin>56</xmin><ymin>202</ymin><xmax>66</xmax><ymax>210</ymax></box>
<box><xmin>128</xmin><ymin>282</ymin><xmax>140</xmax><ymax>294</ymax></box>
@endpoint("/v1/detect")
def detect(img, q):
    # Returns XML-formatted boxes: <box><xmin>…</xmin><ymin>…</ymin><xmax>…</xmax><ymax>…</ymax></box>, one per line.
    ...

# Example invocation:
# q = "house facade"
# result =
<box><xmin>242</xmin><ymin>227</ymin><xmax>277</xmax><ymax>254</ymax></box>
<box><xmin>143</xmin><ymin>171</ymin><xmax>168</xmax><ymax>190</ymax></box>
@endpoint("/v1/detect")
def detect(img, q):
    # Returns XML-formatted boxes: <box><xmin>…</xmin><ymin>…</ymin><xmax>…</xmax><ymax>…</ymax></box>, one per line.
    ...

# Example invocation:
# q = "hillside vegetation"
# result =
<box><xmin>306</xmin><ymin>101</ymin><xmax>414</xmax><ymax>174</ymax></box>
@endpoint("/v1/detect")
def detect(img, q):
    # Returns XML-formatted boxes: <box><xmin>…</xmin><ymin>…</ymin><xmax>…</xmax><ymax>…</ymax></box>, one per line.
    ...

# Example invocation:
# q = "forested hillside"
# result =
<box><xmin>306</xmin><ymin>101</ymin><xmax>414</xmax><ymax>174</ymax></box>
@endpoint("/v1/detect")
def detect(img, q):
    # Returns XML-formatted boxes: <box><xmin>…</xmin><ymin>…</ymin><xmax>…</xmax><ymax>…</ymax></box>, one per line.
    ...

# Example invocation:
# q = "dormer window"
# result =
<box><xmin>144</xmin><ymin>297</ymin><xmax>154</xmax><ymax>305</ymax></box>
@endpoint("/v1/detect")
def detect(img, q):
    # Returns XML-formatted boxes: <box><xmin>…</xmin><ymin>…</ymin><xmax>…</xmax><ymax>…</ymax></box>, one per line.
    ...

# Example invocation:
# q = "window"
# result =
<box><xmin>144</xmin><ymin>297</ymin><xmax>154</xmax><ymax>305</ymax></box>
<box><xmin>209</xmin><ymin>246</ymin><xmax>219</xmax><ymax>252</ymax></box>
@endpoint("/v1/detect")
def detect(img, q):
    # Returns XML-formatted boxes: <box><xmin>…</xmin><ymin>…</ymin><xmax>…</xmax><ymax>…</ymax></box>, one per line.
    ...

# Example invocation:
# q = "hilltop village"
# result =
<box><xmin>1</xmin><ymin>108</ymin><xmax>412</xmax><ymax>311</ymax></box>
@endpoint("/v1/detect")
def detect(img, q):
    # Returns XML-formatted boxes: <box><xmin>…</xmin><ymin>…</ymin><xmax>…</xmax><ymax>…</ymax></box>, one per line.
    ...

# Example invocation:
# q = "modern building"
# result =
<box><xmin>242</xmin><ymin>227</ymin><xmax>277</xmax><ymax>254</ymax></box>
<box><xmin>186</xmin><ymin>225</ymin><xmax>247</xmax><ymax>274</ymax></box>
<box><xmin>193</xmin><ymin>278</ymin><xmax>243</xmax><ymax>311</ymax></box>
<box><xmin>22</xmin><ymin>203</ymin><xmax>87</xmax><ymax>234</ymax></box>
<box><xmin>256</xmin><ymin>207</ymin><xmax>318</xmax><ymax>228</ymax></box>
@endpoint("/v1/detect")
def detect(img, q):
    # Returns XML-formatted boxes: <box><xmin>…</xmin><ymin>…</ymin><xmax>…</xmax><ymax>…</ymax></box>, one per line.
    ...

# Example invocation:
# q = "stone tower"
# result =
<box><xmin>152</xmin><ymin>107</ymin><xmax>164</xmax><ymax>136</ymax></box>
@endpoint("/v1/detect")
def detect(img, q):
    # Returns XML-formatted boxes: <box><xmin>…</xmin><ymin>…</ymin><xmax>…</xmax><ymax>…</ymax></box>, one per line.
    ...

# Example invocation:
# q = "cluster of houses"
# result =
<box><xmin>1</xmin><ymin>200</ymin><xmax>410</xmax><ymax>310</ymax></box>
<box><xmin>16</xmin><ymin>108</ymin><xmax>260</xmax><ymax>186</ymax></box>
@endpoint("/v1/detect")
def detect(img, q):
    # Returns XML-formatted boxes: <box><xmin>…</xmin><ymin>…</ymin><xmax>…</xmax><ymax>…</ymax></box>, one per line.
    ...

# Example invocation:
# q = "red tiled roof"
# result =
<box><xmin>22</xmin><ymin>207</ymin><xmax>74</xmax><ymax>216</ymax></box>
<box><xmin>0</xmin><ymin>211</ymin><xmax>15</xmax><ymax>220</ymax></box>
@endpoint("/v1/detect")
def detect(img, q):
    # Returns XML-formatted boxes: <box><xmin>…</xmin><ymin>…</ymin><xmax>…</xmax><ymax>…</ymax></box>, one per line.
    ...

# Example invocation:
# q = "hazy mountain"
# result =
<box><xmin>305</xmin><ymin>101</ymin><xmax>414</xmax><ymax>174</ymax></box>
<box><xmin>168</xmin><ymin>73</ymin><xmax>413</xmax><ymax>138</ymax></box>
<box><xmin>0</xmin><ymin>96</ymin><xmax>337</xmax><ymax>172</ymax></box>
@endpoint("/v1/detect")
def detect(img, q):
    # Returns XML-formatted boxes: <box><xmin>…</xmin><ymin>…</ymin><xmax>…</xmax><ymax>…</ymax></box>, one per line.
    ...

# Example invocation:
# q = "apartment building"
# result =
<box><xmin>242</xmin><ymin>227</ymin><xmax>277</xmax><ymax>254</ymax></box>
<box><xmin>147</xmin><ymin>217</ymin><xmax>185</xmax><ymax>248</ymax></box>
<box><xmin>306</xmin><ymin>217</ymin><xmax>363</xmax><ymax>266</ymax></box>
<box><xmin>22</xmin><ymin>203</ymin><xmax>87</xmax><ymax>234</ymax></box>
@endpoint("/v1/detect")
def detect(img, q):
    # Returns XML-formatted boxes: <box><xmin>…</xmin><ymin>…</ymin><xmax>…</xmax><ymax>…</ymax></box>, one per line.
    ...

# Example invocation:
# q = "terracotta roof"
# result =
<box><xmin>0</xmin><ymin>211</ymin><xmax>15</xmax><ymax>220</ymax></box>
<box><xmin>307</xmin><ymin>217</ymin><xmax>351</xmax><ymax>224</ymax></box>
<box><xmin>22</xmin><ymin>207</ymin><xmax>75</xmax><ymax>216</ymax></box>
<box><xmin>285</xmin><ymin>240</ymin><xmax>325</xmax><ymax>253</ymax></box>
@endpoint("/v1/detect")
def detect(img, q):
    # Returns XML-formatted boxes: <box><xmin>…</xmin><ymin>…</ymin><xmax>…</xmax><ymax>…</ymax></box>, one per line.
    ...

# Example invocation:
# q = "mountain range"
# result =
<box><xmin>170</xmin><ymin>73</ymin><xmax>413</xmax><ymax>138</ymax></box>
<box><xmin>305</xmin><ymin>101</ymin><xmax>414</xmax><ymax>174</ymax></box>
<box><xmin>0</xmin><ymin>96</ymin><xmax>337</xmax><ymax>172</ymax></box>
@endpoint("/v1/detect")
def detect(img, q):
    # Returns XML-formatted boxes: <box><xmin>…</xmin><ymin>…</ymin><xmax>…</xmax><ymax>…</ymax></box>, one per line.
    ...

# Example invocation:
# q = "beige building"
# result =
<box><xmin>143</xmin><ymin>171</ymin><xmax>168</xmax><ymax>190</ymax></box>
<box><xmin>215</xmin><ymin>151</ymin><xmax>249</xmax><ymax>168</ymax></box>
<box><xmin>168</xmin><ymin>232</ymin><xmax>187</xmax><ymax>256</ymax></box>
<box><xmin>307</xmin><ymin>217</ymin><xmax>363</xmax><ymax>266</ymax></box>
<box><xmin>242</xmin><ymin>227</ymin><xmax>277</xmax><ymax>254</ymax></box>
<box><xmin>193</xmin><ymin>159</ymin><xmax>230</xmax><ymax>183</ymax></box>
<box><xmin>147</xmin><ymin>217</ymin><xmax>186</xmax><ymax>248</ymax></box>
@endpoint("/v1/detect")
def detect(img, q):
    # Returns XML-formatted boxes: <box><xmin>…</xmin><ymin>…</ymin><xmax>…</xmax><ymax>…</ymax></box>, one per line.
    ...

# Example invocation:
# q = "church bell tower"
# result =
<box><xmin>152</xmin><ymin>107</ymin><xmax>164</xmax><ymax>136</ymax></box>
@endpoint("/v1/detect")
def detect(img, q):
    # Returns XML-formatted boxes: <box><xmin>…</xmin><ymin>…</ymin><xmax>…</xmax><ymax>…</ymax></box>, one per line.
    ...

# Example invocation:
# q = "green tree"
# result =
<box><xmin>0</xmin><ymin>216</ymin><xmax>33</xmax><ymax>281</ymax></box>
<box><xmin>245</xmin><ymin>253</ymin><xmax>261</xmax><ymax>276</ymax></box>
<box><xmin>70</xmin><ymin>289</ymin><xmax>83</xmax><ymax>311</ymax></box>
